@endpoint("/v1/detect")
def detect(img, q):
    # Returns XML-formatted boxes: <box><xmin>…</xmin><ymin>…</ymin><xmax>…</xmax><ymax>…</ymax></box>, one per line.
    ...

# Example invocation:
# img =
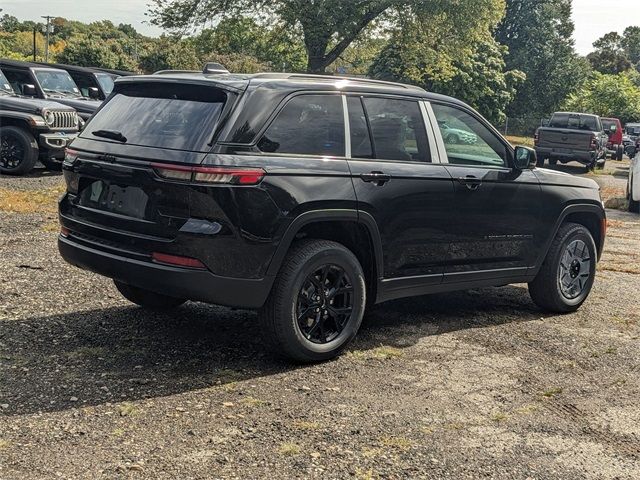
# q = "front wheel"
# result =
<box><xmin>114</xmin><ymin>280</ymin><xmax>186</xmax><ymax>310</ymax></box>
<box><xmin>259</xmin><ymin>240</ymin><xmax>366</xmax><ymax>363</ymax></box>
<box><xmin>616</xmin><ymin>145</ymin><xmax>624</xmax><ymax>161</ymax></box>
<box><xmin>629</xmin><ymin>179</ymin><xmax>640</xmax><ymax>213</ymax></box>
<box><xmin>529</xmin><ymin>223</ymin><xmax>597</xmax><ymax>313</ymax></box>
<box><xmin>0</xmin><ymin>126</ymin><xmax>38</xmax><ymax>175</ymax></box>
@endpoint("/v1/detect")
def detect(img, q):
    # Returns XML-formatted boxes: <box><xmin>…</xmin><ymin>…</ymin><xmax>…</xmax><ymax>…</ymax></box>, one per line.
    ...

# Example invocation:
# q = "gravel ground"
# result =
<box><xmin>1</xmin><ymin>163</ymin><xmax>639</xmax><ymax>479</ymax></box>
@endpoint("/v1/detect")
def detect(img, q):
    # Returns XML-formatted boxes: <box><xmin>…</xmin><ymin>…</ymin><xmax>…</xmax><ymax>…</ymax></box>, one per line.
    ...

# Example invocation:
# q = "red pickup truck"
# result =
<box><xmin>601</xmin><ymin>117</ymin><xmax>624</xmax><ymax>160</ymax></box>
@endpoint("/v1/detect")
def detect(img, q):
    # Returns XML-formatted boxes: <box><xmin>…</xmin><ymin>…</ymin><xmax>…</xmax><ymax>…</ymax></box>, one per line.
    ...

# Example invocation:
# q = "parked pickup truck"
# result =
<box><xmin>535</xmin><ymin>112</ymin><xmax>608</xmax><ymax>171</ymax></box>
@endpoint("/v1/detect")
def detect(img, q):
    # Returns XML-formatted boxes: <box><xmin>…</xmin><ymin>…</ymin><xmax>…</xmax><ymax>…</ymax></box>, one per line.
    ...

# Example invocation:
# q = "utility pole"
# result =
<box><xmin>41</xmin><ymin>15</ymin><xmax>54</xmax><ymax>63</ymax></box>
<box><xmin>33</xmin><ymin>26</ymin><xmax>37</xmax><ymax>61</ymax></box>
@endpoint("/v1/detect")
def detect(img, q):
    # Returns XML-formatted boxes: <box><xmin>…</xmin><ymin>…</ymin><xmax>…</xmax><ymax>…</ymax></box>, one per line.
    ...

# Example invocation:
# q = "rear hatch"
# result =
<box><xmin>60</xmin><ymin>80</ymin><xmax>233</xmax><ymax>253</ymax></box>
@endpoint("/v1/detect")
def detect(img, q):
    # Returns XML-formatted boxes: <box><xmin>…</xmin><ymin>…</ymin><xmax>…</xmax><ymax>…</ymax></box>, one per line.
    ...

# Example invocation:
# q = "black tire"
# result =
<box><xmin>549</xmin><ymin>157</ymin><xmax>558</xmax><ymax>166</ymax></box>
<box><xmin>114</xmin><ymin>280</ymin><xmax>186</xmax><ymax>310</ymax></box>
<box><xmin>41</xmin><ymin>157</ymin><xmax>63</xmax><ymax>171</ymax></box>
<box><xmin>0</xmin><ymin>126</ymin><xmax>38</xmax><ymax>175</ymax></box>
<box><xmin>536</xmin><ymin>156</ymin><xmax>546</xmax><ymax>168</ymax></box>
<box><xmin>259</xmin><ymin>239</ymin><xmax>366</xmax><ymax>363</ymax></box>
<box><xmin>586</xmin><ymin>161</ymin><xmax>595</xmax><ymax>173</ymax></box>
<box><xmin>616</xmin><ymin>146</ymin><xmax>624</xmax><ymax>161</ymax></box>
<box><xmin>529</xmin><ymin>223</ymin><xmax>597</xmax><ymax>313</ymax></box>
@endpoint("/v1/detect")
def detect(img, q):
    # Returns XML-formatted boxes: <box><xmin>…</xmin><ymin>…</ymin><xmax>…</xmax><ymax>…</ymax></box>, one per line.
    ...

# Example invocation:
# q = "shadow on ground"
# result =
<box><xmin>0</xmin><ymin>285</ymin><xmax>540</xmax><ymax>416</ymax></box>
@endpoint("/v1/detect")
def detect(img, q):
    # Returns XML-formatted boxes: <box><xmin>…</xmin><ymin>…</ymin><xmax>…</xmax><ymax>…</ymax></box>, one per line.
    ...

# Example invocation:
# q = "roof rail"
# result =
<box><xmin>251</xmin><ymin>72</ymin><xmax>423</xmax><ymax>91</ymax></box>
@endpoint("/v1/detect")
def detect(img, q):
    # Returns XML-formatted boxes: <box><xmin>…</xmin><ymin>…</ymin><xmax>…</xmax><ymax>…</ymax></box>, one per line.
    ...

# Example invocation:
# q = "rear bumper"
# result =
<box><xmin>535</xmin><ymin>148</ymin><xmax>597</xmax><ymax>165</ymax></box>
<box><xmin>58</xmin><ymin>235</ymin><xmax>274</xmax><ymax>309</ymax></box>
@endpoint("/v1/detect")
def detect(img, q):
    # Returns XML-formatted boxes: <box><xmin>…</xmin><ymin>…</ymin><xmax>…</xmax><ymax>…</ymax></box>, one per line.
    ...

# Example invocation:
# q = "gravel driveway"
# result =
<box><xmin>1</xmin><ymin>165</ymin><xmax>639</xmax><ymax>479</ymax></box>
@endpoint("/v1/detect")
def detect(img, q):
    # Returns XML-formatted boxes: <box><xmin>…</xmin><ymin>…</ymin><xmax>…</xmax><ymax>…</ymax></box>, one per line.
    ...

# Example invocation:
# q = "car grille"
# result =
<box><xmin>51</xmin><ymin>111</ymin><xmax>78</xmax><ymax>129</ymax></box>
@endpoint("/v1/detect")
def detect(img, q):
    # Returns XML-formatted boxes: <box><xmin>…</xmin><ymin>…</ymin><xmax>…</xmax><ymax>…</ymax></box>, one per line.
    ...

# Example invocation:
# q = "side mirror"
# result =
<box><xmin>22</xmin><ymin>84</ymin><xmax>37</xmax><ymax>96</ymax></box>
<box><xmin>514</xmin><ymin>146</ymin><xmax>537</xmax><ymax>170</ymax></box>
<box><xmin>610</xmin><ymin>125</ymin><xmax>617</xmax><ymax>133</ymax></box>
<box><xmin>604</xmin><ymin>129</ymin><xmax>611</xmax><ymax>135</ymax></box>
<box><xmin>88</xmin><ymin>87</ymin><xmax>100</xmax><ymax>99</ymax></box>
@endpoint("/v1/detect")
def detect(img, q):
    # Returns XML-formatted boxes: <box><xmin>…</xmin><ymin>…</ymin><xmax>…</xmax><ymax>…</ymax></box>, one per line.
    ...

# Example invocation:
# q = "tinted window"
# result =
<box><xmin>69</xmin><ymin>72</ymin><xmax>93</xmax><ymax>97</ymax></box>
<box><xmin>0</xmin><ymin>70</ymin><xmax>14</xmax><ymax>94</ymax></box>
<box><xmin>2</xmin><ymin>69</ymin><xmax>34</xmax><ymax>95</ymax></box>
<box><xmin>82</xmin><ymin>82</ymin><xmax>226</xmax><ymax>152</ymax></box>
<box><xmin>432</xmin><ymin>103</ymin><xmax>507</xmax><ymax>168</ymax></box>
<box><xmin>96</xmin><ymin>73</ymin><xmax>116</xmax><ymax>95</ymax></box>
<box><xmin>550</xmin><ymin>113</ymin><xmax>599</xmax><ymax>131</ymax></box>
<box><xmin>258</xmin><ymin>95</ymin><xmax>345</xmax><ymax>156</ymax></box>
<box><xmin>347</xmin><ymin>96</ymin><xmax>373</xmax><ymax>159</ymax></box>
<box><xmin>363</xmin><ymin>97</ymin><xmax>429</xmax><ymax>162</ymax></box>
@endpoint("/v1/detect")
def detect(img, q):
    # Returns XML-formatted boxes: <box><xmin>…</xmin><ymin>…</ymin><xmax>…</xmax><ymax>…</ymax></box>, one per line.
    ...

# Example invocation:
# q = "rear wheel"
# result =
<box><xmin>536</xmin><ymin>156</ymin><xmax>546</xmax><ymax>168</ymax></box>
<box><xmin>616</xmin><ymin>145</ymin><xmax>624</xmax><ymax>161</ymax></box>
<box><xmin>529</xmin><ymin>223</ymin><xmax>597</xmax><ymax>313</ymax></box>
<box><xmin>259</xmin><ymin>240</ymin><xmax>366</xmax><ymax>363</ymax></box>
<box><xmin>0</xmin><ymin>126</ymin><xmax>38</xmax><ymax>176</ymax></box>
<box><xmin>629</xmin><ymin>178</ymin><xmax>640</xmax><ymax>213</ymax></box>
<box><xmin>114</xmin><ymin>280</ymin><xmax>186</xmax><ymax>310</ymax></box>
<box><xmin>549</xmin><ymin>157</ymin><xmax>558</xmax><ymax>166</ymax></box>
<box><xmin>41</xmin><ymin>157</ymin><xmax>63</xmax><ymax>171</ymax></box>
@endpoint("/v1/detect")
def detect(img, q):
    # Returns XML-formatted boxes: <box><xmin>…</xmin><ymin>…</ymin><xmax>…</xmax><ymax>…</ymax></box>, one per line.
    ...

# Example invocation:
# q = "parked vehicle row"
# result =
<box><xmin>0</xmin><ymin>58</ymin><xmax>134</xmax><ymax>175</ymax></box>
<box><xmin>57</xmin><ymin>66</ymin><xmax>606</xmax><ymax>362</ymax></box>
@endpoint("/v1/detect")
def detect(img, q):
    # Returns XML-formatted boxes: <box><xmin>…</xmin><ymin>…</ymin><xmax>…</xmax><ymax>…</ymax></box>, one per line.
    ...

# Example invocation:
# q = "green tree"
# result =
<box><xmin>371</xmin><ymin>25</ymin><xmax>524</xmax><ymax>124</ymax></box>
<box><xmin>496</xmin><ymin>0</ymin><xmax>589</xmax><ymax>119</ymax></box>
<box><xmin>564</xmin><ymin>72</ymin><xmax>640</xmax><ymax>125</ymax></box>
<box><xmin>149</xmin><ymin>0</ymin><xmax>506</xmax><ymax>74</ymax></box>
<box><xmin>587</xmin><ymin>32</ymin><xmax>632</xmax><ymax>74</ymax></box>
<box><xmin>139</xmin><ymin>36</ymin><xmax>201</xmax><ymax>72</ymax></box>
<box><xmin>621</xmin><ymin>26</ymin><xmax>640</xmax><ymax>69</ymax></box>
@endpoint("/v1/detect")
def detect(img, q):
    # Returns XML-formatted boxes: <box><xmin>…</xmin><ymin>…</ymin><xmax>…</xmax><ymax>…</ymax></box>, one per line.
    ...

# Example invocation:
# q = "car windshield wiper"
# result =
<box><xmin>92</xmin><ymin>130</ymin><xmax>127</xmax><ymax>143</ymax></box>
<box><xmin>43</xmin><ymin>88</ymin><xmax>81</xmax><ymax>98</ymax></box>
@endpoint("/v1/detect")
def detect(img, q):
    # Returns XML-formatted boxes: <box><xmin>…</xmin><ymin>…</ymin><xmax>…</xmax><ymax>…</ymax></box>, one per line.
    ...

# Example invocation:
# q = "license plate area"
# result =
<box><xmin>79</xmin><ymin>180</ymin><xmax>150</xmax><ymax>220</ymax></box>
<box><xmin>553</xmin><ymin>148</ymin><xmax>571</xmax><ymax>154</ymax></box>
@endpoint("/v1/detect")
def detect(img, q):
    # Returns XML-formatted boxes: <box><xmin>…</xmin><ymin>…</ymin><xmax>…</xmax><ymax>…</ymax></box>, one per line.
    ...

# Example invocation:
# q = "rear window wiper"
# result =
<box><xmin>92</xmin><ymin>130</ymin><xmax>127</xmax><ymax>143</ymax></box>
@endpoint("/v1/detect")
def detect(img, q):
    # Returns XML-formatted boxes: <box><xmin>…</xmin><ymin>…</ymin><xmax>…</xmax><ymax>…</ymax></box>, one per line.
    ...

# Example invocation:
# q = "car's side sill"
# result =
<box><xmin>376</xmin><ymin>273</ymin><xmax>535</xmax><ymax>304</ymax></box>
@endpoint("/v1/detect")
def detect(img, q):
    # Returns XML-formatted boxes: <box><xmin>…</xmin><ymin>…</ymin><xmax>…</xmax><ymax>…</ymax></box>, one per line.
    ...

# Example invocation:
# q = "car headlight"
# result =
<box><xmin>43</xmin><ymin>110</ymin><xmax>56</xmax><ymax>126</ymax></box>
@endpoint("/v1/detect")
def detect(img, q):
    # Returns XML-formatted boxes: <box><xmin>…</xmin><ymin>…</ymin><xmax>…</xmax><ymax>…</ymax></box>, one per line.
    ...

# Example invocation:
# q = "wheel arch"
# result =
<box><xmin>266</xmin><ymin>210</ymin><xmax>384</xmax><ymax>301</ymax></box>
<box><xmin>534</xmin><ymin>204</ymin><xmax>605</xmax><ymax>275</ymax></box>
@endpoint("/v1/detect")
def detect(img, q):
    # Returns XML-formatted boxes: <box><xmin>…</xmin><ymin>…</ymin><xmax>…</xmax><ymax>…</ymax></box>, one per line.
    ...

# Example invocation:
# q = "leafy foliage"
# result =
<box><xmin>496</xmin><ymin>0</ymin><xmax>589</xmax><ymax>119</ymax></box>
<box><xmin>588</xmin><ymin>27</ymin><xmax>640</xmax><ymax>74</ymax></box>
<box><xmin>564</xmin><ymin>72</ymin><xmax>640</xmax><ymax>125</ymax></box>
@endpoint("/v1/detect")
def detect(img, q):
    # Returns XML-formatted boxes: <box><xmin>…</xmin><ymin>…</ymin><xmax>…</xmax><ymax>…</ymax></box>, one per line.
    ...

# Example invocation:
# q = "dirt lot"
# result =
<box><xmin>1</xmin><ymin>161</ymin><xmax>639</xmax><ymax>479</ymax></box>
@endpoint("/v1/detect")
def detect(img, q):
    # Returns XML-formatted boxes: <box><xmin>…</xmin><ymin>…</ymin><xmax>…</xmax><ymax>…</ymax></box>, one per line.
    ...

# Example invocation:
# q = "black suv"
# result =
<box><xmin>1</xmin><ymin>68</ymin><xmax>80</xmax><ymax>175</ymax></box>
<box><xmin>58</xmin><ymin>71</ymin><xmax>606</xmax><ymax>362</ymax></box>
<box><xmin>0</xmin><ymin>59</ymin><xmax>101</xmax><ymax>120</ymax></box>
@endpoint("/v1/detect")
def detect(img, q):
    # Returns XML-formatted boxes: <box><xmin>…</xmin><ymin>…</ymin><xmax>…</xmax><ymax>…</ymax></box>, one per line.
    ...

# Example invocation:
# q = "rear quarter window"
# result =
<box><xmin>82</xmin><ymin>82</ymin><xmax>227</xmax><ymax>152</ymax></box>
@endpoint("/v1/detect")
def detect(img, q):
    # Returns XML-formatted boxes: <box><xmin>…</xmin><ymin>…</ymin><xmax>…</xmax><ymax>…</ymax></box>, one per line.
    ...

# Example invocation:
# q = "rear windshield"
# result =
<box><xmin>601</xmin><ymin>120</ymin><xmax>616</xmax><ymax>130</ymax></box>
<box><xmin>549</xmin><ymin>113</ymin><xmax>599</xmax><ymax>131</ymax></box>
<box><xmin>82</xmin><ymin>82</ymin><xmax>227</xmax><ymax>152</ymax></box>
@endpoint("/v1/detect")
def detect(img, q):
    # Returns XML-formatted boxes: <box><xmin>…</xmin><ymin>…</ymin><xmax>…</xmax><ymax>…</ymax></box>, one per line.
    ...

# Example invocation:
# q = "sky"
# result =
<box><xmin>2</xmin><ymin>0</ymin><xmax>640</xmax><ymax>56</ymax></box>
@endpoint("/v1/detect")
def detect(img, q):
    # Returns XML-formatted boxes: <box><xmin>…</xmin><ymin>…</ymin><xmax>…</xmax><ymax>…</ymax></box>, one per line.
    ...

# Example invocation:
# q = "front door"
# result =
<box><xmin>428</xmin><ymin>102</ymin><xmax>542</xmax><ymax>283</ymax></box>
<box><xmin>345</xmin><ymin>95</ymin><xmax>455</xmax><ymax>290</ymax></box>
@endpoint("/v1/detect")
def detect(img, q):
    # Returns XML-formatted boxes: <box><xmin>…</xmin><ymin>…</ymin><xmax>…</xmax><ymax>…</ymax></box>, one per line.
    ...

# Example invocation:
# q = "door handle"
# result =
<box><xmin>361</xmin><ymin>171</ymin><xmax>391</xmax><ymax>186</ymax></box>
<box><xmin>457</xmin><ymin>175</ymin><xmax>482</xmax><ymax>191</ymax></box>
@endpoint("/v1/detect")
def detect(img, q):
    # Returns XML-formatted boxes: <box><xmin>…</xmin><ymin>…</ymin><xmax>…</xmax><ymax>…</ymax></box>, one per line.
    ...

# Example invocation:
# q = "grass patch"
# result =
<box><xmin>292</xmin><ymin>420</ymin><xmax>320</xmax><ymax>431</ymax></box>
<box><xmin>240</xmin><ymin>396</ymin><xmax>267</xmax><ymax>407</ymax></box>
<box><xmin>505</xmin><ymin>135</ymin><xmax>534</xmax><ymax>148</ymax></box>
<box><xmin>278</xmin><ymin>442</ymin><xmax>301</xmax><ymax>456</ymax></box>
<box><xmin>541</xmin><ymin>387</ymin><xmax>563</xmax><ymax>398</ymax></box>
<box><xmin>379</xmin><ymin>436</ymin><xmax>413</xmax><ymax>451</ymax></box>
<box><xmin>348</xmin><ymin>345</ymin><xmax>404</xmax><ymax>360</ymax></box>
<box><xmin>116</xmin><ymin>402</ymin><xmax>139</xmax><ymax>417</ymax></box>
<box><xmin>0</xmin><ymin>439</ymin><xmax>10</xmax><ymax>450</ymax></box>
<box><xmin>112</xmin><ymin>428</ymin><xmax>126</xmax><ymax>437</ymax></box>
<box><xmin>490</xmin><ymin>412</ymin><xmax>509</xmax><ymax>422</ymax></box>
<box><xmin>355</xmin><ymin>468</ymin><xmax>376</xmax><ymax>480</ymax></box>
<box><xmin>0</xmin><ymin>186</ymin><xmax>64</xmax><ymax>214</ymax></box>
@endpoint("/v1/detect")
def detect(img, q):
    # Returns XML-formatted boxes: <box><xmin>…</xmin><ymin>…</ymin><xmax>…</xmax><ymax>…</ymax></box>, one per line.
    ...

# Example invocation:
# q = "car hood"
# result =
<box><xmin>51</xmin><ymin>97</ymin><xmax>101</xmax><ymax>114</ymax></box>
<box><xmin>534</xmin><ymin>168</ymin><xmax>600</xmax><ymax>190</ymax></box>
<box><xmin>0</xmin><ymin>95</ymin><xmax>76</xmax><ymax>114</ymax></box>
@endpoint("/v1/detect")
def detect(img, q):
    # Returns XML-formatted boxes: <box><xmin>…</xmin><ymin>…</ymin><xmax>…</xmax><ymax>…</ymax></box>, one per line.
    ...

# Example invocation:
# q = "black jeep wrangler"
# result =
<box><xmin>58</xmin><ymin>70</ymin><xmax>606</xmax><ymax>362</ymax></box>
<box><xmin>0</xmin><ymin>59</ymin><xmax>101</xmax><ymax>121</ymax></box>
<box><xmin>1</xmin><ymin>68</ymin><xmax>80</xmax><ymax>175</ymax></box>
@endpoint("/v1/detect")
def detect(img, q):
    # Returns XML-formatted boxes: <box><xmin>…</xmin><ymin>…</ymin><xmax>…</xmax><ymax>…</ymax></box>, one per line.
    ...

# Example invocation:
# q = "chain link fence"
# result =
<box><xmin>495</xmin><ymin>117</ymin><xmax>548</xmax><ymax>138</ymax></box>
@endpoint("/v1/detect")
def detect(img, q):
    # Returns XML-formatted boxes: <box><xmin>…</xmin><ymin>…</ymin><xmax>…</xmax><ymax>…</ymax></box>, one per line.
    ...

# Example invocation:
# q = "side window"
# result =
<box><xmin>431</xmin><ymin>104</ymin><xmax>507</xmax><ymax>168</ymax></box>
<box><xmin>70</xmin><ymin>73</ymin><xmax>91</xmax><ymax>97</ymax></box>
<box><xmin>347</xmin><ymin>96</ymin><xmax>373</xmax><ymax>159</ymax></box>
<box><xmin>258</xmin><ymin>94</ymin><xmax>345</xmax><ymax>157</ymax></box>
<box><xmin>3</xmin><ymin>69</ymin><xmax>33</xmax><ymax>95</ymax></box>
<box><xmin>363</xmin><ymin>97</ymin><xmax>429</xmax><ymax>162</ymax></box>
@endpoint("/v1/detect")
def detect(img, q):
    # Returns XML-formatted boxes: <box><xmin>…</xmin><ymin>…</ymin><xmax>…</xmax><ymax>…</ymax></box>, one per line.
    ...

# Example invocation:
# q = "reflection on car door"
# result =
<box><xmin>346</xmin><ymin>95</ymin><xmax>455</xmax><ymax>294</ymax></box>
<box><xmin>428</xmin><ymin>102</ymin><xmax>543</xmax><ymax>283</ymax></box>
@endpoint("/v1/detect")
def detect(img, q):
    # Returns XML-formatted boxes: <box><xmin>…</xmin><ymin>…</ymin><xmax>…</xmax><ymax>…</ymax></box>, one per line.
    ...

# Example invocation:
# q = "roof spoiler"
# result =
<box><xmin>203</xmin><ymin>62</ymin><xmax>229</xmax><ymax>74</ymax></box>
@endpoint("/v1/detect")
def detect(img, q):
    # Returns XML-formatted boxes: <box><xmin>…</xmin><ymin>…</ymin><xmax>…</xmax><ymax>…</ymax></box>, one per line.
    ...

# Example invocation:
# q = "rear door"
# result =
<box><xmin>346</xmin><ymin>95</ymin><xmax>455</xmax><ymax>286</ymax></box>
<box><xmin>428</xmin><ymin>102</ymin><xmax>543</xmax><ymax>282</ymax></box>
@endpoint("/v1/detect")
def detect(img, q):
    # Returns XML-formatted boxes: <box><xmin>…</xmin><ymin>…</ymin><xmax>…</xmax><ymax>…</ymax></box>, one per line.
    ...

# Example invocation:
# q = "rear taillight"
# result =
<box><xmin>590</xmin><ymin>135</ymin><xmax>598</xmax><ymax>149</ymax></box>
<box><xmin>64</xmin><ymin>148</ymin><xmax>79</xmax><ymax>165</ymax></box>
<box><xmin>534</xmin><ymin>133</ymin><xmax>539</xmax><ymax>145</ymax></box>
<box><xmin>152</xmin><ymin>163</ymin><xmax>265</xmax><ymax>185</ymax></box>
<box><xmin>151</xmin><ymin>252</ymin><xmax>206</xmax><ymax>269</ymax></box>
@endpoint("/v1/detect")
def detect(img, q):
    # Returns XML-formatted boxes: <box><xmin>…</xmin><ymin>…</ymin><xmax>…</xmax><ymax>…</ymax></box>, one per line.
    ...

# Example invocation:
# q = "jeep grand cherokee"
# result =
<box><xmin>58</xmin><ymin>70</ymin><xmax>606</xmax><ymax>362</ymax></box>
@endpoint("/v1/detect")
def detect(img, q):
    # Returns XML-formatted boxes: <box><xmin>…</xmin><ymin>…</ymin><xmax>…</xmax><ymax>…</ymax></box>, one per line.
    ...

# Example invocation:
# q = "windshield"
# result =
<box><xmin>626</xmin><ymin>125</ymin><xmax>640</xmax><ymax>135</ymax></box>
<box><xmin>0</xmin><ymin>70</ymin><xmax>14</xmax><ymax>95</ymax></box>
<box><xmin>95</xmin><ymin>73</ymin><xmax>116</xmax><ymax>95</ymax></box>
<box><xmin>83</xmin><ymin>82</ymin><xmax>227</xmax><ymax>152</ymax></box>
<box><xmin>34</xmin><ymin>68</ymin><xmax>81</xmax><ymax>97</ymax></box>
